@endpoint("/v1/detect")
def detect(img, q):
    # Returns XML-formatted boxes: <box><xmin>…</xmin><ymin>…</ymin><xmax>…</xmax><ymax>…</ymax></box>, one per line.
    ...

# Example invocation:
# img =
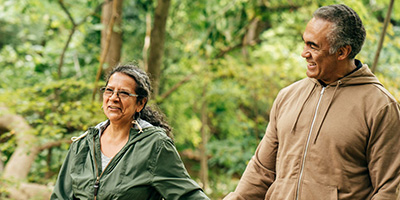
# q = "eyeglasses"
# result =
<box><xmin>100</xmin><ymin>87</ymin><xmax>139</xmax><ymax>99</ymax></box>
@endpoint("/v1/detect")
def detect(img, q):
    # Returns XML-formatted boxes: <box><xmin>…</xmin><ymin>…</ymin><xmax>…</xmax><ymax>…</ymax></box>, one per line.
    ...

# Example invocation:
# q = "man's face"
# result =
<box><xmin>301</xmin><ymin>18</ymin><xmax>340</xmax><ymax>84</ymax></box>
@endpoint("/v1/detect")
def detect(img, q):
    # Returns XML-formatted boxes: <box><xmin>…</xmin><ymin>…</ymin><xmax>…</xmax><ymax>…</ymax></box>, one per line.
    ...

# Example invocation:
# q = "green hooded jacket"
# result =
<box><xmin>51</xmin><ymin>120</ymin><xmax>209</xmax><ymax>200</ymax></box>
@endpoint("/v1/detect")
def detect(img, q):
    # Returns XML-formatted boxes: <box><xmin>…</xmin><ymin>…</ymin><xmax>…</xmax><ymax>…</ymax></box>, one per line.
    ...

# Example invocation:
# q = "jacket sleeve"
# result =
<box><xmin>151</xmin><ymin>138</ymin><xmax>210</xmax><ymax>200</ymax></box>
<box><xmin>224</xmin><ymin>96</ymin><xmax>280</xmax><ymax>200</ymax></box>
<box><xmin>50</xmin><ymin>143</ymin><xmax>75</xmax><ymax>200</ymax></box>
<box><xmin>369</xmin><ymin>102</ymin><xmax>400</xmax><ymax>200</ymax></box>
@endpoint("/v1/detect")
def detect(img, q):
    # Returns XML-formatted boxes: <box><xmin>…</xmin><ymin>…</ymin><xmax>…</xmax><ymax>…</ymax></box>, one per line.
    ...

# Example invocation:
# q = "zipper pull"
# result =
<box><xmin>321</xmin><ymin>87</ymin><xmax>326</xmax><ymax>94</ymax></box>
<box><xmin>94</xmin><ymin>176</ymin><xmax>100</xmax><ymax>199</ymax></box>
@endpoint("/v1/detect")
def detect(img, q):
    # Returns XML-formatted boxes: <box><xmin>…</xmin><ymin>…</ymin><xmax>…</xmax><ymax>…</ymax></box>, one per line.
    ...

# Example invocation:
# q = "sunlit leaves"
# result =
<box><xmin>0</xmin><ymin>79</ymin><xmax>105</xmax><ymax>137</ymax></box>
<box><xmin>0</xmin><ymin>0</ymin><xmax>399</xmax><ymax>197</ymax></box>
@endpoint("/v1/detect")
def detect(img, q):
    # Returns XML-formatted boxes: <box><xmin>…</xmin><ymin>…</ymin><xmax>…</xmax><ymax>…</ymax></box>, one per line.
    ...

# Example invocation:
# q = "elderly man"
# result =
<box><xmin>224</xmin><ymin>4</ymin><xmax>400</xmax><ymax>200</ymax></box>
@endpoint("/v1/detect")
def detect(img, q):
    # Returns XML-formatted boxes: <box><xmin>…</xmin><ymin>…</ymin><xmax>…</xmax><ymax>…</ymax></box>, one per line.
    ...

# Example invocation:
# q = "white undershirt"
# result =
<box><xmin>101</xmin><ymin>151</ymin><xmax>112</xmax><ymax>171</ymax></box>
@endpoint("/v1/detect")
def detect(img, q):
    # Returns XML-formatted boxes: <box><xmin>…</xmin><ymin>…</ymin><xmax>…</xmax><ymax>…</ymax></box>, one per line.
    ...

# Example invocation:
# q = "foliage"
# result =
<box><xmin>0</xmin><ymin>78</ymin><xmax>105</xmax><ymax>182</ymax></box>
<box><xmin>208</xmin><ymin>137</ymin><xmax>257</xmax><ymax>175</ymax></box>
<box><xmin>0</xmin><ymin>0</ymin><xmax>399</xmax><ymax>199</ymax></box>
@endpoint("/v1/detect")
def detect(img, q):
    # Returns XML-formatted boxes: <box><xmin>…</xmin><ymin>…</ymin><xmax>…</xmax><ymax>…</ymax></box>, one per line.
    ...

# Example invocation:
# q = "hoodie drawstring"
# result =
<box><xmin>313</xmin><ymin>80</ymin><xmax>342</xmax><ymax>143</ymax></box>
<box><xmin>290</xmin><ymin>84</ymin><xmax>317</xmax><ymax>134</ymax></box>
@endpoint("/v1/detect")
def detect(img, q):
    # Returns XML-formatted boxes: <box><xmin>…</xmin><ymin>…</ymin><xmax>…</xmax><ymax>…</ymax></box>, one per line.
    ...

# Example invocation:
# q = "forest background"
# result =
<box><xmin>0</xmin><ymin>0</ymin><xmax>399</xmax><ymax>199</ymax></box>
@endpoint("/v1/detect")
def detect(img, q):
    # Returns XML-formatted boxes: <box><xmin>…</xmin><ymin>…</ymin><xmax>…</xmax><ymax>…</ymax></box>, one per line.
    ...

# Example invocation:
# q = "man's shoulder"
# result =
<box><xmin>369</xmin><ymin>83</ymin><xmax>399</xmax><ymax>104</ymax></box>
<box><xmin>279</xmin><ymin>78</ymin><xmax>313</xmax><ymax>95</ymax></box>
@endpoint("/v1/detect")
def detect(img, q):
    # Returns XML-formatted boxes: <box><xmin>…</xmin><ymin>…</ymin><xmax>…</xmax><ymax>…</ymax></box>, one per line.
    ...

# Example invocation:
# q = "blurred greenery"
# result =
<box><xmin>0</xmin><ymin>0</ymin><xmax>399</xmax><ymax>199</ymax></box>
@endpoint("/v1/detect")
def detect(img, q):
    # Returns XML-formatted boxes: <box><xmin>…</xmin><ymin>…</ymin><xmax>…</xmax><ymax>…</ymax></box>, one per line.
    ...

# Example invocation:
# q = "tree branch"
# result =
<box><xmin>58</xmin><ymin>27</ymin><xmax>76</xmax><ymax>79</ymax></box>
<box><xmin>156</xmin><ymin>74</ymin><xmax>194</xmax><ymax>104</ymax></box>
<box><xmin>0</xmin><ymin>105</ymin><xmax>75</xmax><ymax>181</ymax></box>
<box><xmin>213</xmin><ymin>4</ymin><xmax>300</xmax><ymax>59</ymax></box>
<box><xmin>58</xmin><ymin>0</ymin><xmax>76</xmax><ymax>26</ymax></box>
<box><xmin>0</xmin><ymin>106</ymin><xmax>36</xmax><ymax>180</ymax></box>
<box><xmin>57</xmin><ymin>0</ymin><xmax>108</xmax><ymax>79</ymax></box>
<box><xmin>37</xmin><ymin>139</ymin><xmax>72</xmax><ymax>152</ymax></box>
<box><xmin>215</xmin><ymin>38</ymin><xmax>261</xmax><ymax>59</ymax></box>
<box><xmin>372</xmin><ymin>0</ymin><xmax>394</xmax><ymax>73</ymax></box>
<box><xmin>77</xmin><ymin>2</ymin><xmax>106</xmax><ymax>27</ymax></box>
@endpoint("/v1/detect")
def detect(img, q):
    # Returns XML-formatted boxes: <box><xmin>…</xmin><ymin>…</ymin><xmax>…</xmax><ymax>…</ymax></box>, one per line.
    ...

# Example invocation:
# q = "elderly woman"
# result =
<box><xmin>51</xmin><ymin>64</ymin><xmax>209</xmax><ymax>199</ymax></box>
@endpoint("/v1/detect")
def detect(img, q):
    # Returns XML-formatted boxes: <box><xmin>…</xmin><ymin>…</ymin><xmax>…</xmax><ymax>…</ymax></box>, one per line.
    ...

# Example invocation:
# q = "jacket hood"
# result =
<box><xmin>71</xmin><ymin>119</ymin><xmax>157</xmax><ymax>143</ymax></box>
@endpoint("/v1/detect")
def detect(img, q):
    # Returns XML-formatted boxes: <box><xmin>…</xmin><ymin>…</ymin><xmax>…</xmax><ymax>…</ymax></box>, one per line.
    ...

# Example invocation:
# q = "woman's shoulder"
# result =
<box><xmin>141</xmin><ymin>126</ymin><xmax>172</xmax><ymax>143</ymax></box>
<box><xmin>132</xmin><ymin>127</ymin><xmax>175</xmax><ymax>157</ymax></box>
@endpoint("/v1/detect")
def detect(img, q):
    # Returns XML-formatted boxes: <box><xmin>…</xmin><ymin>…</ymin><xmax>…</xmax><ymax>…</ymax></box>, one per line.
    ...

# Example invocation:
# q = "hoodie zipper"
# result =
<box><xmin>295</xmin><ymin>87</ymin><xmax>325</xmax><ymax>200</ymax></box>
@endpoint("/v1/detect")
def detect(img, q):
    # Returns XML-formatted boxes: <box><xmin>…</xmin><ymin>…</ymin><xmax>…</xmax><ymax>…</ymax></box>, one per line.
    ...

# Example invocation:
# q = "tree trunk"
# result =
<box><xmin>0</xmin><ymin>106</ymin><xmax>70</xmax><ymax>199</ymax></box>
<box><xmin>147</xmin><ymin>0</ymin><xmax>171</xmax><ymax>98</ymax></box>
<box><xmin>143</xmin><ymin>12</ymin><xmax>152</xmax><ymax>71</ymax></box>
<box><xmin>0</xmin><ymin>107</ymin><xmax>37</xmax><ymax>180</ymax></box>
<box><xmin>6</xmin><ymin>183</ymin><xmax>52</xmax><ymax>200</ymax></box>
<box><xmin>92</xmin><ymin>0</ymin><xmax>124</xmax><ymax>100</ymax></box>
<box><xmin>241</xmin><ymin>17</ymin><xmax>260</xmax><ymax>63</ymax></box>
<box><xmin>102</xmin><ymin>0</ymin><xmax>124</xmax><ymax>74</ymax></box>
<box><xmin>0</xmin><ymin>107</ymin><xmax>52</xmax><ymax>199</ymax></box>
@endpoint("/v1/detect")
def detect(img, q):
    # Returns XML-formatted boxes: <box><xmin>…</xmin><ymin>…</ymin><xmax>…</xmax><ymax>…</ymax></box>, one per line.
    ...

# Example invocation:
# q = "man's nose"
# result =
<box><xmin>301</xmin><ymin>46</ymin><xmax>311</xmax><ymax>58</ymax></box>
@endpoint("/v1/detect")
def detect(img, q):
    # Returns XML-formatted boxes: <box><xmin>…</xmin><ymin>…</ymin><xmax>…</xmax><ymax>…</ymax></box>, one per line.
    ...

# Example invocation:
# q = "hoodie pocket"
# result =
<box><xmin>264</xmin><ymin>179</ymin><xmax>338</xmax><ymax>200</ymax></box>
<box><xmin>264</xmin><ymin>179</ymin><xmax>296</xmax><ymax>200</ymax></box>
<box><xmin>300</xmin><ymin>179</ymin><xmax>338</xmax><ymax>200</ymax></box>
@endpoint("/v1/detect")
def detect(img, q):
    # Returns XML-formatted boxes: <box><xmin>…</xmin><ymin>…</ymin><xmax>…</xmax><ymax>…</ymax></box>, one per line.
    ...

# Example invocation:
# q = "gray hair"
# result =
<box><xmin>106</xmin><ymin>64</ymin><xmax>151</xmax><ymax>103</ymax></box>
<box><xmin>313</xmin><ymin>4</ymin><xmax>366</xmax><ymax>59</ymax></box>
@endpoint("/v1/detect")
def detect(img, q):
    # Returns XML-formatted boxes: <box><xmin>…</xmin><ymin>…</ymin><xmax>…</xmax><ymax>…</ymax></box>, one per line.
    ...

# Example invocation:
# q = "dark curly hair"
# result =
<box><xmin>105</xmin><ymin>63</ymin><xmax>173</xmax><ymax>138</ymax></box>
<box><xmin>313</xmin><ymin>4</ymin><xmax>366</xmax><ymax>59</ymax></box>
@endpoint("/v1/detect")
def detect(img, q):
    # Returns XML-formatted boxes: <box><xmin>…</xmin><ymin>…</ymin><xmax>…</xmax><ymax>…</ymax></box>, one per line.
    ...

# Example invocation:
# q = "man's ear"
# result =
<box><xmin>337</xmin><ymin>45</ymin><xmax>352</xmax><ymax>60</ymax></box>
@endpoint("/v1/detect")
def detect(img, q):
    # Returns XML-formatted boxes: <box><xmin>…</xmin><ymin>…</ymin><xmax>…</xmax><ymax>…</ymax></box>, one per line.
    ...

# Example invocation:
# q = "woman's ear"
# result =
<box><xmin>136</xmin><ymin>97</ymin><xmax>147</xmax><ymax>112</ymax></box>
<box><xmin>337</xmin><ymin>45</ymin><xmax>352</xmax><ymax>60</ymax></box>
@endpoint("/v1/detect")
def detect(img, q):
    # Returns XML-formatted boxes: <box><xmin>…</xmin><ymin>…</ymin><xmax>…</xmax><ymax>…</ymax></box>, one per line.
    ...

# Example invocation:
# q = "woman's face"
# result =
<box><xmin>102</xmin><ymin>72</ymin><xmax>145</xmax><ymax>125</ymax></box>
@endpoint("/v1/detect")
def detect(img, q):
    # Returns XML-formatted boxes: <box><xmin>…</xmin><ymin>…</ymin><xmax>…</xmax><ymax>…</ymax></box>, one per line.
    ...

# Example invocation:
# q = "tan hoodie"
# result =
<box><xmin>225</xmin><ymin>64</ymin><xmax>400</xmax><ymax>200</ymax></box>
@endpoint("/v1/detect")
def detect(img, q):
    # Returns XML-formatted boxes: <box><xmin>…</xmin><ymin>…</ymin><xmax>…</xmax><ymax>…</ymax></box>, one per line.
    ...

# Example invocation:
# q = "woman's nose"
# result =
<box><xmin>109</xmin><ymin>91</ymin><xmax>120</xmax><ymax>100</ymax></box>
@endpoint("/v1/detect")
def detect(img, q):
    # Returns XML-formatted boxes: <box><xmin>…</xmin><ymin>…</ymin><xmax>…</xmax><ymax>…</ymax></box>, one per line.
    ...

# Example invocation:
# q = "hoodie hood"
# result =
<box><xmin>309</xmin><ymin>62</ymin><xmax>382</xmax><ymax>87</ymax></box>
<box><xmin>339</xmin><ymin>63</ymin><xmax>382</xmax><ymax>86</ymax></box>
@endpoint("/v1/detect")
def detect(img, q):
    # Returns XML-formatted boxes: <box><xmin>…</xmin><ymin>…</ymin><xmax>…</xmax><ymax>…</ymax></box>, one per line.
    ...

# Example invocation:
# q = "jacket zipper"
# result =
<box><xmin>295</xmin><ymin>87</ymin><xmax>325</xmax><ymax>200</ymax></box>
<box><xmin>92</xmin><ymin>137</ymin><xmax>115</xmax><ymax>200</ymax></box>
<box><xmin>91</xmin><ymin>128</ymin><xmax>146</xmax><ymax>199</ymax></box>
<box><xmin>93</xmin><ymin>176</ymin><xmax>100</xmax><ymax>200</ymax></box>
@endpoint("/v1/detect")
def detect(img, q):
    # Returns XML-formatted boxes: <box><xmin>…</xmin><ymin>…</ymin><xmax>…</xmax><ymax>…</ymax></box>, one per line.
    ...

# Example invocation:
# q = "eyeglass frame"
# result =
<box><xmin>100</xmin><ymin>87</ymin><xmax>139</xmax><ymax>99</ymax></box>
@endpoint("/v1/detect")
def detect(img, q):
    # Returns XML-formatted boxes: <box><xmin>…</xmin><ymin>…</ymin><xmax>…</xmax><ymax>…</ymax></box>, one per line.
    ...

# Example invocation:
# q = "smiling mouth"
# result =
<box><xmin>307</xmin><ymin>62</ymin><xmax>317</xmax><ymax>68</ymax></box>
<box><xmin>108</xmin><ymin>106</ymin><xmax>121</xmax><ymax>111</ymax></box>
